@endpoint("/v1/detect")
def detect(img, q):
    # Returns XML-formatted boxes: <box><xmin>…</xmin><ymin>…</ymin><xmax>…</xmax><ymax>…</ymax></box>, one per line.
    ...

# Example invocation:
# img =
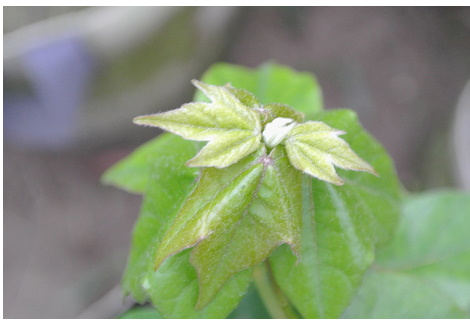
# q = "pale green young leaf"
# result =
<box><xmin>197</xmin><ymin>62</ymin><xmax>323</xmax><ymax>120</ymax></box>
<box><xmin>133</xmin><ymin>80</ymin><xmax>262</xmax><ymax>168</ymax></box>
<box><xmin>285</xmin><ymin>121</ymin><xmax>376</xmax><ymax>185</ymax></box>
<box><xmin>187</xmin><ymin>130</ymin><xmax>261</xmax><ymax>168</ymax></box>
<box><xmin>192</xmin><ymin>80</ymin><xmax>260</xmax><ymax>125</ymax></box>
<box><xmin>134</xmin><ymin>102</ymin><xmax>243</xmax><ymax>139</ymax></box>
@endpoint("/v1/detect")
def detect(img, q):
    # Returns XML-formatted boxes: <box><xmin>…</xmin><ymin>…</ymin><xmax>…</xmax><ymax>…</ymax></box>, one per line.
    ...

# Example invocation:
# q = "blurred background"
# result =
<box><xmin>3</xmin><ymin>6</ymin><xmax>470</xmax><ymax>318</ymax></box>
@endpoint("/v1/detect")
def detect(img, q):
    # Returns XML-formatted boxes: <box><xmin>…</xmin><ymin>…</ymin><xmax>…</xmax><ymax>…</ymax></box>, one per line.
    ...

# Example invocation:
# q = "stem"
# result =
<box><xmin>253</xmin><ymin>261</ymin><xmax>300</xmax><ymax>319</ymax></box>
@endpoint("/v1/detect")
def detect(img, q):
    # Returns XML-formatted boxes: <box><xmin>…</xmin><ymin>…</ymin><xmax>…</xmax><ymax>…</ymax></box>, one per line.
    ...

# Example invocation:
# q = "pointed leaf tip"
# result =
<box><xmin>133</xmin><ymin>115</ymin><xmax>152</xmax><ymax>126</ymax></box>
<box><xmin>133</xmin><ymin>81</ymin><xmax>264</xmax><ymax>169</ymax></box>
<box><xmin>285</xmin><ymin>121</ymin><xmax>377</xmax><ymax>185</ymax></box>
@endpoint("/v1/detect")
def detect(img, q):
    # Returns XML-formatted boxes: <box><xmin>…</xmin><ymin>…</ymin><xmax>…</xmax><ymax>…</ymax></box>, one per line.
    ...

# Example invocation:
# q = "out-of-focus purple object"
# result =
<box><xmin>4</xmin><ymin>7</ymin><xmax>239</xmax><ymax>153</ymax></box>
<box><xmin>4</xmin><ymin>34</ymin><xmax>95</xmax><ymax>150</ymax></box>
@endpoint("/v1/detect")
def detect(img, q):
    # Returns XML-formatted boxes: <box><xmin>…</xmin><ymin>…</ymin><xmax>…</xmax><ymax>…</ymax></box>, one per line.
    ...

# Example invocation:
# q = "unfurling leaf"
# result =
<box><xmin>154</xmin><ymin>146</ymin><xmax>302</xmax><ymax>309</ymax></box>
<box><xmin>285</xmin><ymin>121</ymin><xmax>377</xmax><ymax>185</ymax></box>
<box><xmin>134</xmin><ymin>80</ymin><xmax>262</xmax><ymax>168</ymax></box>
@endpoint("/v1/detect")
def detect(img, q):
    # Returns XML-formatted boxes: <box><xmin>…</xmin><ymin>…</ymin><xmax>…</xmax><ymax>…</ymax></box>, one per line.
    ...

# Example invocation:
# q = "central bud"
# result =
<box><xmin>262</xmin><ymin>117</ymin><xmax>297</xmax><ymax>147</ymax></box>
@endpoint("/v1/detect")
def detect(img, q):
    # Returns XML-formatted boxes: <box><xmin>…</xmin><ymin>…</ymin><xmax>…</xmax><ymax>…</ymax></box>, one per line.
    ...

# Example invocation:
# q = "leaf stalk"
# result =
<box><xmin>253</xmin><ymin>261</ymin><xmax>300</xmax><ymax>319</ymax></box>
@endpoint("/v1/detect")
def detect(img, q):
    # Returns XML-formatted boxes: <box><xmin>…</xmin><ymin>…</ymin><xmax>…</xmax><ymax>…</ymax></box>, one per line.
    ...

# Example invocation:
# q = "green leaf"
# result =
<box><xmin>145</xmin><ymin>250</ymin><xmax>252</xmax><ymax>319</ymax></box>
<box><xmin>269</xmin><ymin>109</ymin><xmax>402</xmax><ymax>318</ymax></box>
<box><xmin>344</xmin><ymin>191</ymin><xmax>470</xmax><ymax>318</ymax></box>
<box><xmin>285</xmin><ymin>121</ymin><xmax>376</xmax><ymax>185</ymax></box>
<box><xmin>101</xmin><ymin>135</ymin><xmax>185</xmax><ymax>194</ymax></box>
<box><xmin>121</xmin><ymin>133</ymin><xmax>251</xmax><ymax>318</ymax></box>
<box><xmin>197</xmin><ymin>62</ymin><xmax>323</xmax><ymax>120</ymax></box>
<box><xmin>225</xmin><ymin>85</ymin><xmax>260</xmax><ymax>109</ymax></box>
<box><xmin>134</xmin><ymin>80</ymin><xmax>262</xmax><ymax>168</ymax></box>
<box><xmin>263</xmin><ymin>103</ymin><xmax>304</xmax><ymax>123</ymax></box>
<box><xmin>120</xmin><ymin>133</ymin><xmax>198</xmax><ymax>300</ymax></box>
<box><xmin>154</xmin><ymin>146</ymin><xmax>302</xmax><ymax>309</ymax></box>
